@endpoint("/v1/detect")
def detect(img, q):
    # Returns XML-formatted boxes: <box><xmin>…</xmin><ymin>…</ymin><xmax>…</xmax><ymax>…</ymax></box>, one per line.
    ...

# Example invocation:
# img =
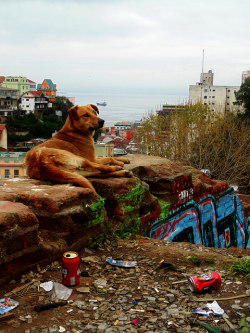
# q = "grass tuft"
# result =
<box><xmin>228</xmin><ymin>257</ymin><xmax>250</xmax><ymax>277</ymax></box>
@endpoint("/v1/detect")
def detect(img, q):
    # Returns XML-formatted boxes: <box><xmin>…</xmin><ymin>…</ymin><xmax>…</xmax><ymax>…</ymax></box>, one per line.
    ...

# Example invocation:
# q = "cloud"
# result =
<box><xmin>0</xmin><ymin>0</ymin><xmax>249</xmax><ymax>93</ymax></box>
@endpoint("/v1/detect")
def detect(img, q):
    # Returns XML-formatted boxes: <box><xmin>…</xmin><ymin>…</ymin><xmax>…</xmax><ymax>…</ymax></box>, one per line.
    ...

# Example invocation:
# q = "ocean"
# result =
<box><xmin>62</xmin><ymin>91</ymin><xmax>188</xmax><ymax>128</ymax></box>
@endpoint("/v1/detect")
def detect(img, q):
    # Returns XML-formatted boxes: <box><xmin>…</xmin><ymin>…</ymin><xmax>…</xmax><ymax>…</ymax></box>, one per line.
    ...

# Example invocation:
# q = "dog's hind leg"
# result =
<box><xmin>42</xmin><ymin>163</ymin><xmax>98</xmax><ymax>193</ymax></box>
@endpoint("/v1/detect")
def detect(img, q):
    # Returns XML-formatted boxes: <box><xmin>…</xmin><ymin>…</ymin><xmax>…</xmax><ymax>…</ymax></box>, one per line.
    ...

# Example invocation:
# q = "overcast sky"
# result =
<box><xmin>0</xmin><ymin>0</ymin><xmax>249</xmax><ymax>95</ymax></box>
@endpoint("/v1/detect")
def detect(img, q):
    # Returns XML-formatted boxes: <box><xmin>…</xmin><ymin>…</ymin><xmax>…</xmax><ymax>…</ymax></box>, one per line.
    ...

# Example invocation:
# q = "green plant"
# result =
<box><xmin>188</xmin><ymin>256</ymin><xmax>201</xmax><ymax>265</ymax></box>
<box><xmin>228</xmin><ymin>258</ymin><xmax>250</xmax><ymax>277</ymax></box>
<box><xmin>204</xmin><ymin>258</ymin><xmax>215</xmax><ymax>264</ymax></box>
<box><xmin>89</xmin><ymin>233</ymin><xmax>106</xmax><ymax>247</ymax></box>
<box><xmin>134</xmin><ymin>104</ymin><xmax>250</xmax><ymax>193</ymax></box>
<box><xmin>238</xmin><ymin>317</ymin><xmax>250</xmax><ymax>333</ymax></box>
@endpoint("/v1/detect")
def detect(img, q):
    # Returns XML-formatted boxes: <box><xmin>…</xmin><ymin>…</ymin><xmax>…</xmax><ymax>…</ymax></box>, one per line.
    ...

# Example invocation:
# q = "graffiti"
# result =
<box><xmin>150</xmin><ymin>188</ymin><xmax>250</xmax><ymax>249</ymax></box>
<box><xmin>178</xmin><ymin>188</ymin><xmax>194</xmax><ymax>205</ymax></box>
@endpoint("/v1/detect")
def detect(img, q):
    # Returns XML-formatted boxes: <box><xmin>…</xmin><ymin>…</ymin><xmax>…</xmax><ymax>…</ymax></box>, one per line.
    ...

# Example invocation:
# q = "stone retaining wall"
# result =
<box><xmin>0</xmin><ymin>154</ymin><xmax>249</xmax><ymax>284</ymax></box>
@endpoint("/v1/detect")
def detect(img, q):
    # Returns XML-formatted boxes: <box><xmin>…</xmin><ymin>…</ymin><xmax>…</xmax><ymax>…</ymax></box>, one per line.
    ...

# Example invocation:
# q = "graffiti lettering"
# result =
<box><xmin>150</xmin><ymin>188</ymin><xmax>250</xmax><ymax>249</ymax></box>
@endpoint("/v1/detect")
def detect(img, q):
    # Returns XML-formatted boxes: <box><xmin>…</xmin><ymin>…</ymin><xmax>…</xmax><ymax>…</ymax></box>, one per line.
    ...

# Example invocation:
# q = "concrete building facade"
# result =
<box><xmin>20</xmin><ymin>91</ymin><xmax>52</xmax><ymax>114</ymax></box>
<box><xmin>189</xmin><ymin>70</ymin><xmax>243</xmax><ymax>115</ymax></box>
<box><xmin>0</xmin><ymin>86</ymin><xmax>19</xmax><ymax>121</ymax></box>
<box><xmin>242</xmin><ymin>71</ymin><xmax>250</xmax><ymax>84</ymax></box>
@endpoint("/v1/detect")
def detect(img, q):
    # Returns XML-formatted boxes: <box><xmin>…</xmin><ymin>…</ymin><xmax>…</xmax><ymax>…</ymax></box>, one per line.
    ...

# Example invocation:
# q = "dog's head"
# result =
<box><xmin>68</xmin><ymin>104</ymin><xmax>105</xmax><ymax>134</ymax></box>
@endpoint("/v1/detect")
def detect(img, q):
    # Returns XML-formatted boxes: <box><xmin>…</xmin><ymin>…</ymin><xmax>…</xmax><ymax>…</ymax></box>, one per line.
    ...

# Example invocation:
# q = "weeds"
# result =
<box><xmin>204</xmin><ymin>258</ymin><xmax>215</xmax><ymax>264</ymax></box>
<box><xmin>228</xmin><ymin>258</ymin><xmax>250</xmax><ymax>277</ymax></box>
<box><xmin>188</xmin><ymin>256</ymin><xmax>201</xmax><ymax>265</ymax></box>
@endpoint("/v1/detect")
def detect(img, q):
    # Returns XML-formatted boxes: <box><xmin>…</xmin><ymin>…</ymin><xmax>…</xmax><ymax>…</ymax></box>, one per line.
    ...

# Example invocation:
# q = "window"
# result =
<box><xmin>227</xmin><ymin>96</ymin><xmax>230</xmax><ymax>98</ymax></box>
<box><xmin>14</xmin><ymin>170</ymin><xmax>19</xmax><ymax>178</ymax></box>
<box><xmin>228</xmin><ymin>89</ymin><xmax>230</xmax><ymax>92</ymax></box>
<box><xmin>26</xmin><ymin>99</ymin><xmax>29</xmax><ymax>101</ymax></box>
<box><xmin>4</xmin><ymin>169</ymin><xmax>10</xmax><ymax>178</ymax></box>
<box><xmin>204</xmin><ymin>89</ymin><xmax>207</xmax><ymax>92</ymax></box>
<box><xmin>204</xmin><ymin>96</ymin><xmax>207</xmax><ymax>99</ymax></box>
<box><xmin>212</xmin><ymin>96</ymin><xmax>215</xmax><ymax>98</ymax></box>
<box><xmin>213</xmin><ymin>89</ymin><xmax>215</xmax><ymax>92</ymax></box>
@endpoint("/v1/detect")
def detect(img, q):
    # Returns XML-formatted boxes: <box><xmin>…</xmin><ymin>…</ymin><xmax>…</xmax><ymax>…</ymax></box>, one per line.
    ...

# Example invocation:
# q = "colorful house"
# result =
<box><xmin>20</xmin><ymin>91</ymin><xmax>52</xmax><ymax>114</ymax></box>
<box><xmin>0</xmin><ymin>76</ymin><xmax>5</xmax><ymax>84</ymax></box>
<box><xmin>27</xmin><ymin>79</ymin><xmax>37</xmax><ymax>91</ymax></box>
<box><xmin>37</xmin><ymin>79</ymin><xmax>57</xmax><ymax>103</ymax></box>
<box><xmin>0</xmin><ymin>152</ymin><xmax>26</xmax><ymax>179</ymax></box>
<box><xmin>2</xmin><ymin>76</ymin><xmax>30</xmax><ymax>96</ymax></box>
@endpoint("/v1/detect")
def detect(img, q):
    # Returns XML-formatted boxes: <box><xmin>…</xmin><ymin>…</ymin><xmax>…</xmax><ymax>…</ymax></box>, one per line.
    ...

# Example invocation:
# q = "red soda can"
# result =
<box><xmin>62</xmin><ymin>251</ymin><xmax>80</xmax><ymax>286</ymax></box>
<box><xmin>188</xmin><ymin>271</ymin><xmax>221</xmax><ymax>293</ymax></box>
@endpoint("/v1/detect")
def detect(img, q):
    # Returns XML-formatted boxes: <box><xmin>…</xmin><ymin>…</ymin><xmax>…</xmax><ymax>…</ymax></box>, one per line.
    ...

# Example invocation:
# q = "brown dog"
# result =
<box><xmin>25</xmin><ymin>104</ymin><xmax>131</xmax><ymax>194</ymax></box>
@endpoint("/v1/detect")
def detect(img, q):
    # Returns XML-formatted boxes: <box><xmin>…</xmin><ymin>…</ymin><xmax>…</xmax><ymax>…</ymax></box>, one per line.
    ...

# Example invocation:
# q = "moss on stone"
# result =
<box><xmin>159</xmin><ymin>200</ymin><xmax>170</xmax><ymax>218</ymax></box>
<box><xmin>88</xmin><ymin>197</ymin><xmax>105</xmax><ymax>227</ymax></box>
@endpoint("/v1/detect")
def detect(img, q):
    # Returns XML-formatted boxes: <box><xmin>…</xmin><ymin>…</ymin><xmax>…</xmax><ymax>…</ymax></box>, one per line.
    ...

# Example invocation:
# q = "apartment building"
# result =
<box><xmin>189</xmin><ymin>70</ymin><xmax>242</xmax><ymax>115</ymax></box>
<box><xmin>242</xmin><ymin>71</ymin><xmax>250</xmax><ymax>84</ymax></box>
<box><xmin>20</xmin><ymin>91</ymin><xmax>52</xmax><ymax>114</ymax></box>
<box><xmin>2</xmin><ymin>76</ymin><xmax>31</xmax><ymax>96</ymax></box>
<box><xmin>0</xmin><ymin>86</ymin><xmax>19</xmax><ymax>121</ymax></box>
<box><xmin>0</xmin><ymin>152</ymin><xmax>26</xmax><ymax>180</ymax></box>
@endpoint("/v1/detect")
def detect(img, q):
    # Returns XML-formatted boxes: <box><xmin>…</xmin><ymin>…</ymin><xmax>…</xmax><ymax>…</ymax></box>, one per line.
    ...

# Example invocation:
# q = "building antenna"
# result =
<box><xmin>202</xmin><ymin>49</ymin><xmax>204</xmax><ymax>74</ymax></box>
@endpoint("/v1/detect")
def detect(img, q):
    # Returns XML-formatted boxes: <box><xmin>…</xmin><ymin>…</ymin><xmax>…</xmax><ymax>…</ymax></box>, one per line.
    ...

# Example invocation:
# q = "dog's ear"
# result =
<box><xmin>68</xmin><ymin>105</ymin><xmax>79</xmax><ymax>121</ymax></box>
<box><xmin>90</xmin><ymin>104</ymin><xmax>99</xmax><ymax>114</ymax></box>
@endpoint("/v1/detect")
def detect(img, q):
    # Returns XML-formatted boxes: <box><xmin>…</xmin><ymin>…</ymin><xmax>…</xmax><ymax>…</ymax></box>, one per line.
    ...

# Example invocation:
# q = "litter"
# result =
<box><xmin>0</xmin><ymin>297</ymin><xmax>19</xmax><ymax>315</ymax></box>
<box><xmin>76</xmin><ymin>287</ymin><xmax>90</xmax><ymax>293</ymax></box>
<box><xmin>52</xmin><ymin>282</ymin><xmax>72</xmax><ymax>300</ymax></box>
<box><xmin>131</xmin><ymin>318</ymin><xmax>138</xmax><ymax>324</ymax></box>
<box><xmin>207</xmin><ymin>301</ymin><xmax>224</xmax><ymax>315</ymax></box>
<box><xmin>188</xmin><ymin>271</ymin><xmax>221</xmax><ymax>293</ymax></box>
<box><xmin>34</xmin><ymin>301</ymin><xmax>69</xmax><ymax>312</ymax></box>
<box><xmin>93</xmin><ymin>278</ymin><xmax>107</xmax><ymax>289</ymax></box>
<box><xmin>106</xmin><ymin>257</ymin><xmax>137</xmax><ymax>268</ymax></box>
<box><xmin>40</xmin><ymin>281</ymin><xmax>53</xmax><ymax>291</ymax></box>
<box><xmin>192</xmin><ymin>301</ymin><xmax>224</xmax><ymax>316</ymax></box>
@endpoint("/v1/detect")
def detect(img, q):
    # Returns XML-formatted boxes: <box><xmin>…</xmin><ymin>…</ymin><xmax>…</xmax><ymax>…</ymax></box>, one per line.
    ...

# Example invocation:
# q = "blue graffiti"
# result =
<box><xmin>150</xmin><ymin>188</ymin><xmax>249</xmax><ymax>249</ymax></box>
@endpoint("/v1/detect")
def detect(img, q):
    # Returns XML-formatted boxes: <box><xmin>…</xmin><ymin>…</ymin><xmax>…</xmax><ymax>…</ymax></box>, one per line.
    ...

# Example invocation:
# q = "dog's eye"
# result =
<box><xmin>83</xmin><ymin>114</ymin><xmax>90</xmax><ymax>117</ymax></box>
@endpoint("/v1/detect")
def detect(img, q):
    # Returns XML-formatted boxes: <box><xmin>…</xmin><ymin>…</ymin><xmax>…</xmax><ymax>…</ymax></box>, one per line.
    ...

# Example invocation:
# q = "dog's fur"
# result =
<box><xmin>25</xmin><ymin>104</ymin><xmax>130</xmax><ymax>194</ymax></box>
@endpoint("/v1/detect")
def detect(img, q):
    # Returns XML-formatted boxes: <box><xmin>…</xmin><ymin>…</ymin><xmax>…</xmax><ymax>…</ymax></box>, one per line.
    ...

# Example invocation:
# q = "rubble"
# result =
<box><xmin>0</xmin><ymin>238</ymin><xmax>249</xmax><ymax>333</ymax></box>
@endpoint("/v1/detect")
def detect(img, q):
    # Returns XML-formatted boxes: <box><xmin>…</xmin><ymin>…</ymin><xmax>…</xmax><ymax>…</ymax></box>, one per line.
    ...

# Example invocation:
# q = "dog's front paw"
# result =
<box><xmin>123</xmin><ymin>158</ymin><xmax>130</xmax><ymax>164</ymax></box>
<box><xmin>112</xmin><ymin>165</ymin><xmax>123</xmax><ymax>171</ymax></box>
<box><xmin>125</xmin><ymin>170</ymin><xmax>133</xmax><ymax>177</ymax></box>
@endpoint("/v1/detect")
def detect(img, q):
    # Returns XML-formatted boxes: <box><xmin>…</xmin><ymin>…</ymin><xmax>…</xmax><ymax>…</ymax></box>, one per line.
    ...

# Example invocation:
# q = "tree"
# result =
<box><xmin>234</xmin><ymin>77</ymin><xmax>250</xmax><ymax>119</ymax></box>
<box><xmin>53</xmin><ymin>96</ymin><xmax>74</xmax><ymax>122</ymax></box>
<box><xmin>134</xmin><ymin>104</ymin><xmax>250</xmax><ymax>193</ymax></box>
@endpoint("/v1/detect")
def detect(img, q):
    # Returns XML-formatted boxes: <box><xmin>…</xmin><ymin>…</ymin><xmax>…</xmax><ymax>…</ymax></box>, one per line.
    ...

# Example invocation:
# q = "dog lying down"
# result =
<box><xmin>25</xmin><ymin>104</ymin><xmax>131</xmax><ymax>194</ymax></box>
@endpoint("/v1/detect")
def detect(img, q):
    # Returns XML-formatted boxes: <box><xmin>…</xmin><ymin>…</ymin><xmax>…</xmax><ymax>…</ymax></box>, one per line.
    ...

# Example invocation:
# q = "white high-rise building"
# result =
<box><xmin>189</xmin><ymin>70</ymin><xmax>243</xmax><ymax>115</ymax></box>
<box><xmin>242</xmin><ymin>71</ymin><xmax>250</xmax><ymax>84</ymax></box>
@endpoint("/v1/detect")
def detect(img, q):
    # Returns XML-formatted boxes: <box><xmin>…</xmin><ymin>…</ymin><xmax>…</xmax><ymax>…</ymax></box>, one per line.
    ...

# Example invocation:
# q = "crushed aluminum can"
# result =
<box><xmin>188</xmin><ymin>271</ymin><xmax>221</xmax><ymax>293</ymax></box>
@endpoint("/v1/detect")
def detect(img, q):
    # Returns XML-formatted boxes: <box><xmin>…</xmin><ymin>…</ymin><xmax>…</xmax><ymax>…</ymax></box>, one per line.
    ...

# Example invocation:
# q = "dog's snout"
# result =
<box><xmin>98</xmin><ymin>118</ymin><xmax>105</xmax><ymax>128</ymax></box>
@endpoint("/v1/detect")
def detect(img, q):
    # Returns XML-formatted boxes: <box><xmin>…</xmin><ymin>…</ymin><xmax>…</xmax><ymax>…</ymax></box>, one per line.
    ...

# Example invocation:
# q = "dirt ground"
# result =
<box><xmin>0</xmin><ymin>237</ymin><xmax>249</xmax><ymax>332</ymax></box>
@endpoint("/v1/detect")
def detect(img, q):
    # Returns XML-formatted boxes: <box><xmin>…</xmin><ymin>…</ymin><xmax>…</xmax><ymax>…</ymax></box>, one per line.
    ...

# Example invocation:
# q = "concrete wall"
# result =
<box><xmin>189</xmin><ymin>85</ymin><xmax>242</xmax><ymax>115</ymax></box>
<box><xmin>0</xmin><ymin>127</ymin><xmax>7</xmax><ymax>150</ymax></box>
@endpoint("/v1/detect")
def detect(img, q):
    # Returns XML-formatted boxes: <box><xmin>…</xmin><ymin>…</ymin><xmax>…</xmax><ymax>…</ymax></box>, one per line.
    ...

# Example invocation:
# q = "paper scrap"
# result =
<box><xmin>40</xmin><ymin>281</ymin><xmax>53</xmax><ymax>292</ymax></box>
